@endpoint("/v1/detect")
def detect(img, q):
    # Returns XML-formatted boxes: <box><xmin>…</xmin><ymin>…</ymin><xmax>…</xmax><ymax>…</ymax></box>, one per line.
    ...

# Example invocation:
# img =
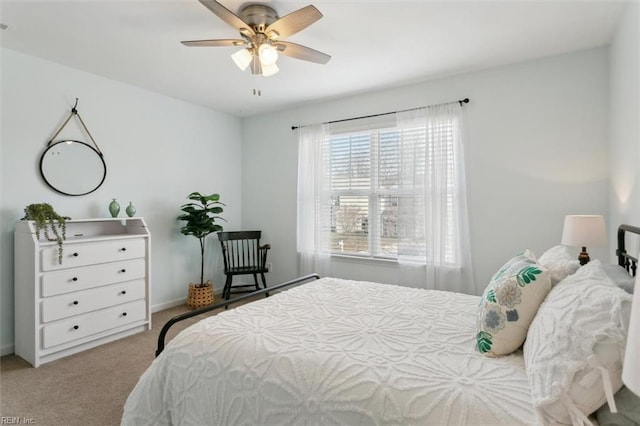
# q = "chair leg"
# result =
<box><xmin>223</xmin><ymin>275</ymin><xmax>233</xmax><ymax>309</ymax></box>
<box><xmin>223</xmin><ymin>275</ymin><xmax>232</xmax><ymax>300</ymax></box>
<box><xmin>261</xmin><ymin>273</ymin><xmax>269</xmax><ymax>297</ymax></box>
<box><xmin>252</xmin><ymin>273</ymin><xmax>260</xmax><ymax>291</ymax></box>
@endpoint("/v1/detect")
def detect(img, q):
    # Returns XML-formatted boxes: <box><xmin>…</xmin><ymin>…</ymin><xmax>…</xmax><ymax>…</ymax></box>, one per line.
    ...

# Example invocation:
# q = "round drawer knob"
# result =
<box><xmin>120</xmin><ymin>290</ymin><xmax>127</xmax><ymax>295</ymax></box>
<box><xmin>121</xmin><ymin>247</ymin><xmax>127</xmax><ymax>252</ymax></box>
<box><xmin>73</xmin><ymin>325</ymin><xmax>79</xmax><ymax>330</ymax></box>
<box><xmin>72</xmin><ymin>277</ymin><xmax>78</xmax><ymax>282</ymax></box>
<box><xmin>73</xmin><ymin>300</ymin><xmax>79</xmax><ymax>305</ymax></box>
<box><xmin>122</xmin><ymin>312</ymin><xmax>127</xmax><ymax>317</ymax></box>
<box><xmin>120</xmin><ymin>269</ymin><xmax>126</xmax><ymax>273</ymax></box>
<box><xmin>73</xmin><ymin>252</ymin><xmax>79</xmax><ymax>257</ymax></box>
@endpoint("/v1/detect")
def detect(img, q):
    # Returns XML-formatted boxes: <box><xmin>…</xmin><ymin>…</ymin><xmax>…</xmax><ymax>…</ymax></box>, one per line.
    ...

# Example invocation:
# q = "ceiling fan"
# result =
<box><xmin>181</xmin><ymin>0</ymin><xmax>331</xmax><ymax>77</ymax></box>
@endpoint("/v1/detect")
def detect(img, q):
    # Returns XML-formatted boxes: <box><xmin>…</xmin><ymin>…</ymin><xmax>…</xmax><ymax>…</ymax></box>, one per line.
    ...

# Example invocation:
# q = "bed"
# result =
<box><xmin>122</xmin><ymin>225</ymin><xmax>639</xmax><ymax>426</ymax></box>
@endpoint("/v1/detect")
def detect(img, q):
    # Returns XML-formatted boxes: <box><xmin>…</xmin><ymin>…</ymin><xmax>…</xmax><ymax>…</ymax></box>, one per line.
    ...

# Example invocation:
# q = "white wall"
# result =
<box><xmin>242</xmin><ymin>48</ymin><xmax>610</xmax><ymax>293</ymax></box>
<box><xmin>0</xmin><ymin>49</ymin><xmax>243</xmax><ymax>352</ymax></box>
<box><xmin>2</xmin><ymin>25</ymin><xmax>630</xmax><ymax>354</ymax></box>
<box><xmin>609</xmin><ymin>1</ymin><xmax>640</xmax><ymax>255</ymax></box>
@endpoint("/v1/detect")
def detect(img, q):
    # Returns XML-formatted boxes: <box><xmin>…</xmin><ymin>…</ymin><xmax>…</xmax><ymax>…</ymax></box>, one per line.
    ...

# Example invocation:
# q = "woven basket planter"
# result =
<box><xmin>186</xmin><ymin>282</ymin><xmax>214</xmax><ymax>310</ymax></box>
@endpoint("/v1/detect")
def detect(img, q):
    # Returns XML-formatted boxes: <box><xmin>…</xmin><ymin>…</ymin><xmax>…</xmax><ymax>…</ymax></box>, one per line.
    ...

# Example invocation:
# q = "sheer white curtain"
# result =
<box><xmin>296</xmin><ymin>102</ymin><xmax>475</xmax><ymax>295</ymax></box>
<box><xmin>296</xmin><ymin>124</ymin><xmax>333</xmax><ymax>277</ymax></box>
<box><xmin>396</xmin><ymin>102</ymin><xmax>475</xmax><ymax>294</ymax></box>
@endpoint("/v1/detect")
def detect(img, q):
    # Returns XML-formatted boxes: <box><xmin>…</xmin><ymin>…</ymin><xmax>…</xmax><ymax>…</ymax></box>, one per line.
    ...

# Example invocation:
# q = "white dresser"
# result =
<box><xmin>14</xmin><ymin>218</ymin><xmax>151</xmax><ymax>367</ymax></box>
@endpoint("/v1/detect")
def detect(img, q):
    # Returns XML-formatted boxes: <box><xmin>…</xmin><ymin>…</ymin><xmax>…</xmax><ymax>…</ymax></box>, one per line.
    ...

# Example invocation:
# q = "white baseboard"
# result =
<box><xmin>151</xmin><ymin>286</ymin><xmax>225</xmax><ymax>313</ymax></box>
<box><xmin>151</xmin><ymin>298</ymin><xmax>187</xmax><ymax>313</ymax></box>
<box><xmin>1</xmin><ymin>343</ymin><xmax>15</xmax><ymax>357</ymax></box>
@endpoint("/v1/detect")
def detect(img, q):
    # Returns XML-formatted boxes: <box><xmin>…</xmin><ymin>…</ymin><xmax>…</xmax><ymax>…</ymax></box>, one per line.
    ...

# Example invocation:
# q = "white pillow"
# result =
<box><xmin>476</xmin><ymin>250</ymin><xmax>552</xmax><ymax>357</ymax></box>
<box><xmin>602</xmin><ymin>264</ymin><xmax>635</xmax><ymax>294</ymax></box>
<box><xmin>538</xmin><ymin>245</ymin><xmax>580</xmax><ymax>286</ymax></box>
<box><xmin>524</xmin><ymin>260</ymin><xmax>633</xmax><ymax>425</ymax></box>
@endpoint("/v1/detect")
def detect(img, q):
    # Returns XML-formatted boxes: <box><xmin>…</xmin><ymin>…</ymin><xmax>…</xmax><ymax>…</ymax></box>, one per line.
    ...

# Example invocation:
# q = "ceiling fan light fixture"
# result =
<box><xmin>231</xmin><ymin>48</ymin><xmax>253</xmax><ymax>71</ymax></box>
<box><xmin>266</xmin><ymin>29</ymin><xmax>280</xmax><ymax>40</ymax></box>
<box><xmin>258</xmin><ymin>43</ymin><xmax>279</xmax><ymax>66</ymax></box>
<box><xmin>261</xmin><ymin>62</ymin><xmax>279</xmax><ymax>77</ymax></box>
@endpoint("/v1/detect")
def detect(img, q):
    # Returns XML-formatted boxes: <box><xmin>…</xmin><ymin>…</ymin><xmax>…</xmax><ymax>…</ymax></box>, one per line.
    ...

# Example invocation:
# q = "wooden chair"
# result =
<box><xmin>218</xmin><ymin>230</ymin><xmax>270</xmax><ymax>301</ymax></box>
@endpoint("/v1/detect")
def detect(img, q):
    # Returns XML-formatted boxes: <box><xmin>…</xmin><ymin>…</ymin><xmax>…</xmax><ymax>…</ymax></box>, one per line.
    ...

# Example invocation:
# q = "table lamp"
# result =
<box><xmin>561</xmin><ymin>215</ymin><xmax>607</xmax><ymax>265</ymax></box>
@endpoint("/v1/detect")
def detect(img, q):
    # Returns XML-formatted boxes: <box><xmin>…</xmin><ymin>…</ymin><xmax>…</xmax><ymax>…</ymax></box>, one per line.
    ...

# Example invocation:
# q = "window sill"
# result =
<box><xmin>327</xmin><ymin>253</ymin><xmax>460</xmax><ymax>270</ymax></box>
<box><xmin>329</xmin><ymin>253</ymin><xmax>400</xmax><ymax>266</ymax></box>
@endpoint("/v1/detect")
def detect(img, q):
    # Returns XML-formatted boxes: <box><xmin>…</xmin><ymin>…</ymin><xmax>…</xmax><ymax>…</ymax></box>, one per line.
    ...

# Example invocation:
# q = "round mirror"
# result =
<box><xmin>40</xmin><ymin>140</ymin><xmax>107</xmax><ymax>196</ymax></box>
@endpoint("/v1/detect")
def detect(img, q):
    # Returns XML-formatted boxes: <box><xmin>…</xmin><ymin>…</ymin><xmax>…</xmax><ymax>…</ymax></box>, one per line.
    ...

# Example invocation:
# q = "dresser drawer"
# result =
<box><xmin>42</xmin><ymin>300</ymin><xmax>146</xmax><ymax>349</ymax></box>
<box><xmin>41</xmin><ymin>238</ymin><xmax>145</xmax><ymax>271</ymax></box>
<box><xmin>41</xmin><ymin>279</ymin><xmax>146</xmax><ymax>323</ymax></box>
<box><xmin>41</xmin><ymin>259</ymin><xmax>146</xmax><ymax>297</ymax></box>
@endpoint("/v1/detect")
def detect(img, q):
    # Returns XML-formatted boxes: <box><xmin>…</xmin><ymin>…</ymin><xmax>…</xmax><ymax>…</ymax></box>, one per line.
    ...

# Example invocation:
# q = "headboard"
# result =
<box><xmin>617</xmin><ymin>224</ymin><xmax>640</xmax><ymax>276</ymax></box>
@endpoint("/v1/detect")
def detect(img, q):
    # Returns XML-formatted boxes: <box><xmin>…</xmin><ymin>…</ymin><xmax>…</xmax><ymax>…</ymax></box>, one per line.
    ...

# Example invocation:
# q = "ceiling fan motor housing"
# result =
<box><xmin>239</xmin><ymin>4</ymin><xmax>279</xmax><ymax>33</ymax></box>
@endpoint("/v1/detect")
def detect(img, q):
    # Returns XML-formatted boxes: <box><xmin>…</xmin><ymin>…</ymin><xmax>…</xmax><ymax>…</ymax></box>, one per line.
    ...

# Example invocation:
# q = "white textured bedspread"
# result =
<box><xmin>123</xmin><ymin>277</ymin><xmax>534</xmax><ymax>425</ymax></box>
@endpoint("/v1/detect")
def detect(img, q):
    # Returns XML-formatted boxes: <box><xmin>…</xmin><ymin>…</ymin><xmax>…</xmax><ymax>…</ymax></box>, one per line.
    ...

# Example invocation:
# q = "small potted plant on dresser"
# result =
<box><xmin>22</xmin><ymin>203</ymin><xmax>70</xmax><ymax>264</ymax></box>
<box><xmin>178</xmin><ymin>192</ymin><xmax>226</xmax><ymax>309</ymax></box>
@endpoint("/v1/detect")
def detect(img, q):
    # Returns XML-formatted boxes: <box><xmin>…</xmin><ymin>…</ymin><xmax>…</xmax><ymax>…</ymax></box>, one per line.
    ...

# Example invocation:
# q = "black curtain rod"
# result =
<box><xmin>291</xmin><ymin>98</ymin><xmax>469</xmax><ymax>131</ymax></box>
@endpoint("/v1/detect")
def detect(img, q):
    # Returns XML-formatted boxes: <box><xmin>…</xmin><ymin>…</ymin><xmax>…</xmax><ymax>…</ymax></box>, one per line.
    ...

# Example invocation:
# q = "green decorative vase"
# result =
<box><xmin>126</xmin><ymin>202</ymin><xmax>136</xmax><ymax>218</ymax></box>
<box><xmin>108</xmin><ymin>199</ymin><xmax>120</xmax><ymax>218</ymax></box>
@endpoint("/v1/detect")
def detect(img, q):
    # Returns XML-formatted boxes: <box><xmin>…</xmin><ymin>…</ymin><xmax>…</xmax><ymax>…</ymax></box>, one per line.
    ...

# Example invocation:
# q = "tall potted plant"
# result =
<box><xmin>178</xmin><ymin>192</ymin><xmax>225</xmax><ymax>309</ymax></box>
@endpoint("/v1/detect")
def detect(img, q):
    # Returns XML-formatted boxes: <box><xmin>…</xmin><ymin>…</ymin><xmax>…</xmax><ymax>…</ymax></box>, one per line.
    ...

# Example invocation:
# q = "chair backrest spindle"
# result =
<box><xmin>218</xmin><ymin>231</ymin><xmax>265</xmax><ymax>272</ymax></box>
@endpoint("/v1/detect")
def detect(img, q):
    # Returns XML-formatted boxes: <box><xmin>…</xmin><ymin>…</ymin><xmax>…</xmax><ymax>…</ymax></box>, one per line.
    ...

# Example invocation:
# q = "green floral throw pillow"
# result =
<box><xmin>476</xmin><ymin>250</ymin><xmax>552</xmax><ymax>357</ymax></box>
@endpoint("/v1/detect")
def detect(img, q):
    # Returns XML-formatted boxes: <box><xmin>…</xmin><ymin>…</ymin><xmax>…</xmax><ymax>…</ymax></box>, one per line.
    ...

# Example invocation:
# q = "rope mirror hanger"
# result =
<box><xmin>40</xmin><ymin>98</ymin><xmax>107</xmax><ymax>196</ymax></box>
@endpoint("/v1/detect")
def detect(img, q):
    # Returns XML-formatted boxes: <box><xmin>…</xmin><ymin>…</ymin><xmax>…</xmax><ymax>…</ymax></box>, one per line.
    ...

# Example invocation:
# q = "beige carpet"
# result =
<box><xmin>0</xmin><ymin>299</ymin><xmax>254</xmax><ymax>426</ymax></box>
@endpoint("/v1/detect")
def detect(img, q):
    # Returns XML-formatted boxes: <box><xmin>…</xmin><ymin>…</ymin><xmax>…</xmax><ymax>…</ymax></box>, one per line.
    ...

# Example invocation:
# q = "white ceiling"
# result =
<box><xmin>0</xmin><ymin>0</ymin><xmax>629</xmax><ymax>117</ymax></box>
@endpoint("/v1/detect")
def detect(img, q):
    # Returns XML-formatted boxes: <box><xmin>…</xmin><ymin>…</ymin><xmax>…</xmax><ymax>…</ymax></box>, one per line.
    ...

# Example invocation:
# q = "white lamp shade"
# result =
<box><xmin>623</xmin><ymin>274</ymin><xmax>640</xmax><ymax>396</ymax></box>
<box><xmin>258</xmin><ymin>43</ymin><xmax>278</xmax><ymax>66</ymax></box>
<box><xmin>261</xmin><ymin>62</ymin><xmax>279</xmax><ymax>77</ymax></box>
<box><xmin>231</xmin><ymin>48</ymin><xmax>253</xmax><ymax>71</ymax></box>
<box><xmin>561</xmin><ymin>215</ymin><xmax>607</xmax><ymax>247</ymax></box>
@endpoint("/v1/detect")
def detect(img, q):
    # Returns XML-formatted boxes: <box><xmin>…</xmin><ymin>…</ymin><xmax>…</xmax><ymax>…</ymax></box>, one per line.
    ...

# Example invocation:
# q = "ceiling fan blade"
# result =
<box><xmin>198</xmin><ymin>0</ymin><xmax>255</xmax><ymax>36</ymax></box>
<box><xmin>181</xmin><ymin>39</ymin><xmax>247</xmax><ymax>47</ymax></box>
<box><xmin>265</xmin><ymin>5</ymin><xmax>322</xmax><ymax>39</ymax></box>
<box><xmin>276</xmin><ymin>41</ymin><xmax>331</xmax><ymax>64</ymax></box>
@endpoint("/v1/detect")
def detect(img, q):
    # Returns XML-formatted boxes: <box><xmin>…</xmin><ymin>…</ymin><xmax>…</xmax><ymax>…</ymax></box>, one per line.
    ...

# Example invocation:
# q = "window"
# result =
<box><xmin>323</xmin><ymin>115</ymin><xmax>458</xmax><ymax>263</ymax></box>
<box><xmin>297</xmin><ymin>103</ymin><xmax>468</xmax><ymax>274</ymax></box>
<box><xmin>326</xmin><ymin>128</ymin><xmax>398</xmax><ymax>258</ymax></box>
